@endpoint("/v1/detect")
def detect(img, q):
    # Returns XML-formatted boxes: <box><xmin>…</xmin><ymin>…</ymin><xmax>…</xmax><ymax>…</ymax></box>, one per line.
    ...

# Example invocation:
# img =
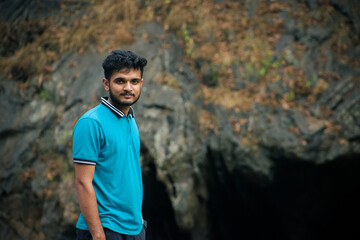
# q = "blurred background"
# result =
<box><xmin>0</xmin><ymin>0</ymin><xmax>359</xmax><ymax>239</ymax></box>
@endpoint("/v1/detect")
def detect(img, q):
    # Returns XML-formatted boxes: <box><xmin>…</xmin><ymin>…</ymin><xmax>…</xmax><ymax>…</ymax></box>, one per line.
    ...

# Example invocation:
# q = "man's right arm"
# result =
<box><xmin>74</xmin><ymin>163</ymin><xmax>105</xmax><ymax>240</ymax></box>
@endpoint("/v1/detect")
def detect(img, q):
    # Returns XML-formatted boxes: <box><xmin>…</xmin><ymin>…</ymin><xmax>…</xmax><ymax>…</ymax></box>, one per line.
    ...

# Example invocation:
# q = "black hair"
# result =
<box><xmin>102</xmin><ymin>50</ymin><xmax>147</xmax><ymax>80</ymax></box>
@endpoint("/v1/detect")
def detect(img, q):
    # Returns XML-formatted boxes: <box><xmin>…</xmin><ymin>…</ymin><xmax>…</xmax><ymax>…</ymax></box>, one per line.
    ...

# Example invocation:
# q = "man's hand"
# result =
<box><xmin>91</xmin><ymin>231</ymin><xmax>106</xmax><ymax>240</ymax></box>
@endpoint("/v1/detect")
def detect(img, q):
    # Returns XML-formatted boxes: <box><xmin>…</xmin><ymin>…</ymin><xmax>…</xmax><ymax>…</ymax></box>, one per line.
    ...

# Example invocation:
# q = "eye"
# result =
<box><xmin>114</xmin><ymin>78</ymin><xmax>125</xmax><ymax>84</ymax></box>
<box><xmin>131</xmin><ymin>79</ymin><xmax>140</xmax><ymax>84</ymax></box>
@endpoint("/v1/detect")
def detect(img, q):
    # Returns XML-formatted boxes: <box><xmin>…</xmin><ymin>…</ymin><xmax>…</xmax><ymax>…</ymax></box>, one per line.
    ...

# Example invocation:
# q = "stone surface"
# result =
<box><xmin>1</xmin><ymin>2</ymin><xmax>360</xmax><ymax>240</ymax></box>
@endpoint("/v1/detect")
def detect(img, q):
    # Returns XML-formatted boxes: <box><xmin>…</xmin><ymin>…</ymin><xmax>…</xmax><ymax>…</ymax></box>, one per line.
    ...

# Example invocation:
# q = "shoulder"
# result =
<box><xmin>81</xmin><ymin>104</ymin><xmax>102</xmax><ymax>119</ymax></box>
<box><xmin>77</xmin><ymin>103</ymin><xmax>111</xmax><ymax>123</ymax></box>
<box><xmin>74</xmin><ymin>105</ymin><xmax>105</xmax><ymax>130</ymax></box>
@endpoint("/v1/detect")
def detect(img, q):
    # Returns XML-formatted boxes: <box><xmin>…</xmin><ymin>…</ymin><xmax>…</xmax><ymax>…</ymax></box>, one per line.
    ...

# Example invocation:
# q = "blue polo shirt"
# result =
<box><xmin>73</xmin><ymin>97</ymin><xmax>143</xmax><ymax>235</ymax></box>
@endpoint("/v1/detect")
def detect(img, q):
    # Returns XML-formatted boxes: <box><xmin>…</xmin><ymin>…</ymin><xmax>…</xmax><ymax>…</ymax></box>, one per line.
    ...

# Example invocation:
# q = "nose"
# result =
<box><xmin>124</xmin><ymin>81</ymin><xmax>132</xmax><ymax>91</ymax></box>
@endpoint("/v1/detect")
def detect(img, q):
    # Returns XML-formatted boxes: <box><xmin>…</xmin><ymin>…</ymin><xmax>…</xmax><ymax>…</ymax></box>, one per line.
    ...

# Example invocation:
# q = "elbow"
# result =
<box><xmin>75</xmin><ymin>177</ymin><xmax>91</xmax><ymax>192</ymax></box>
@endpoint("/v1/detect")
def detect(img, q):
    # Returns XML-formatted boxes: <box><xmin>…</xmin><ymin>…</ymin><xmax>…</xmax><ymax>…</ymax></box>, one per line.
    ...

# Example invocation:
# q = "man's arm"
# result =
<box><xmin>74</xmin><ymin>163</ymin><xmax>105</xmax><ymax>240</ymax></box>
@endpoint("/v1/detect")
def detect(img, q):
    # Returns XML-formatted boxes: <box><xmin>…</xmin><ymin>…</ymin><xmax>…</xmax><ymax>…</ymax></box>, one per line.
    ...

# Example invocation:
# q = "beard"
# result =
<box><xmin>109</xmin><ymin>86</ymin><xmax>141</xmax><ymax>107</ymax></box>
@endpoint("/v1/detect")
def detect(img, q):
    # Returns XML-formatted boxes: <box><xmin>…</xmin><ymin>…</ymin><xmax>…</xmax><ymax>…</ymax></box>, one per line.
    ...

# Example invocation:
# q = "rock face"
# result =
<box><xmin>1</xmin><ymin>3</ymin><xmax>360</xmax><ymax>240</ymax></box>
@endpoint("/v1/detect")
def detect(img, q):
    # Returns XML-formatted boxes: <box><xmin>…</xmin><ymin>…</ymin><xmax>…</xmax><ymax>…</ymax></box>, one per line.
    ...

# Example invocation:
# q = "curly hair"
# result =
<box><xmin>102</xmin><ymin>50</ymin><xmax>147</xmax><ymax>80</ymax></box>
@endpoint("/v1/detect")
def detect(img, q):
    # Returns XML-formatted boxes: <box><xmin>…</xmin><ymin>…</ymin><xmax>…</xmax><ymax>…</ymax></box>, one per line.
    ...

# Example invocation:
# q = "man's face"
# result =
<box><xmin>103</xmin><ymin>68</ymin><xmax>143</xmax><ymax>109</ymax></box>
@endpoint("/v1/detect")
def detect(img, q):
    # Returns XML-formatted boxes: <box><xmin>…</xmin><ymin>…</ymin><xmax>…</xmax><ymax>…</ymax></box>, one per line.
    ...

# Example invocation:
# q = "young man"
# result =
<box><xmin>73</xmin><ymin>50</ymin><xmax>147</xmax><ymax>240</ymax></box>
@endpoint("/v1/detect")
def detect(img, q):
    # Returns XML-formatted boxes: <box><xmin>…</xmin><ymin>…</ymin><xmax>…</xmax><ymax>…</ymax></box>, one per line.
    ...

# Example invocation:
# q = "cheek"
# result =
<box><xmin>111</xmin><ymin>84</ymin><xmax>123</xmax><ymax>91</ymax></box>
<box><xmin>135</xmin><ymin>86</ymin><xmax>142</xmax><ymax>94</ymax></box>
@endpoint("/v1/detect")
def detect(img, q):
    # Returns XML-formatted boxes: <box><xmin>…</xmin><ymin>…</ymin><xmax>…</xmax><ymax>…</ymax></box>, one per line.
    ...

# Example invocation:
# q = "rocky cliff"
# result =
<box><xmin>1</xmin><ymin>1</ymin><xmax>360</xmax><ymax>240</ymax></box>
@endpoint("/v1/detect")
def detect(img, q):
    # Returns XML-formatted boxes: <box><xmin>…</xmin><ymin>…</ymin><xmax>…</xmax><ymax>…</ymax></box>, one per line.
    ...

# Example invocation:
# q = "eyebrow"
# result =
<box><xmin>113</xmin><ymin>77</ymin><xmax>141</xmax><ymax>81</ymax></box>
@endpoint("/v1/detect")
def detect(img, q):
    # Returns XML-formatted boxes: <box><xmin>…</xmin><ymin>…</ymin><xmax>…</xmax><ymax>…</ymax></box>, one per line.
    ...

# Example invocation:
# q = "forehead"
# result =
<box><xmin>111</xmin><ymin>68</ymin><xmax>141</xmax><ymax>80</ymax></box>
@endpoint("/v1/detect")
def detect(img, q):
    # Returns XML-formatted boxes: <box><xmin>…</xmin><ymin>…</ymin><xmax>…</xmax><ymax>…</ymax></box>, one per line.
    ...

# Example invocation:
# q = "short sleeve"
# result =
<box><xmin>72</xmin><ymin>118</ymin><xmax>102</xmax><ymax>165</ymax></box>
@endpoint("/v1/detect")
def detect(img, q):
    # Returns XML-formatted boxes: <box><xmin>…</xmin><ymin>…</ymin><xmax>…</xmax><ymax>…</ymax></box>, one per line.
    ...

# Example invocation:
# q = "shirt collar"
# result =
<box><xmin>101</xmin><ymin>97</ymin><xmax>135</xmax><ymax>118</ymax></box>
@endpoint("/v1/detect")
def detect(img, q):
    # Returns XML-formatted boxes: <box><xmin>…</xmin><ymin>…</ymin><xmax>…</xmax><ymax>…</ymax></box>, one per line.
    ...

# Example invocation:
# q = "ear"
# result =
<box><xmin>102</xmin><ymin>78</ymin><xmax>109</xmax><ymax>91</ymax></box>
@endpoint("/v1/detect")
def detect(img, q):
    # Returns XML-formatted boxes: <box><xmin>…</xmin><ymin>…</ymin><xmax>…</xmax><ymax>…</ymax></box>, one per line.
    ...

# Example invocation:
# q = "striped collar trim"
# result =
<box><xmin>101</xmin><ymin>97</ymin><xmax>135</xmax><ymax>118</ymax></box>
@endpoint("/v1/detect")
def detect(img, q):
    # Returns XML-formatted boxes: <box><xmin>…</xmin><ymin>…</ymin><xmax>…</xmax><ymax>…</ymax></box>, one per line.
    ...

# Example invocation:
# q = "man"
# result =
<box><xmin>73</xmin><ymin>50</ymin><xmax>147</xmax><ymax>240</ymax></box>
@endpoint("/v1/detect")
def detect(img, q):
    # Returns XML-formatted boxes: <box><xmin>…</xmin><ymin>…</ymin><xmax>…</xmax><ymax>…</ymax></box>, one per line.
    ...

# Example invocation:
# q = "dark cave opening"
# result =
<box><xmin>141</xmin><ymin>143</ymin><xmax>360</xmax><ymax>240</ymax></box>
<box><xmin>204</xmin><ymin>148</ymin><xmax>360</xmax><ymax>240</ymax></box>
<box><xmin>270</xmin><ymin>154</ymin><xmax>360</xmax><ymax>240</ymax></box>
<box><xmin>204</xmin><ymin>148</ymin><xmax>281</xmax><ymax>240</ymax></box>
<box><xmin>141</xmin><ymin>145</ymin><xmax>191</xmax><ymax>240</ymax></box>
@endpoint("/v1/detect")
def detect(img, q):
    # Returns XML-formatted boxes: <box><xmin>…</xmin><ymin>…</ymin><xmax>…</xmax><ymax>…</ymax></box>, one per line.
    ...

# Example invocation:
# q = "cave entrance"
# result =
<box><xmin>204</xmin><ymin>148</ymin><xmax>360</xmax><ymax>240</ymax></box>
<box><xmin>141</xmin><ymin>144</ymin><xmax>191</xmax><ymax>240</ymax></box>
<box><xmin>270</xmin><ymin>154</ymin><xmax>360</xmax><ymax>240</ymax></box>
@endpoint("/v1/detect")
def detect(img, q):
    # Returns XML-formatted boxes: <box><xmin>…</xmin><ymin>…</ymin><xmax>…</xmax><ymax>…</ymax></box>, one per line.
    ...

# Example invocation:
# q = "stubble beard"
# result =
<box><xmin>109</xmin><ymin>85</ymin><xmax>141</xmax><ymax>107</ymax></box>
